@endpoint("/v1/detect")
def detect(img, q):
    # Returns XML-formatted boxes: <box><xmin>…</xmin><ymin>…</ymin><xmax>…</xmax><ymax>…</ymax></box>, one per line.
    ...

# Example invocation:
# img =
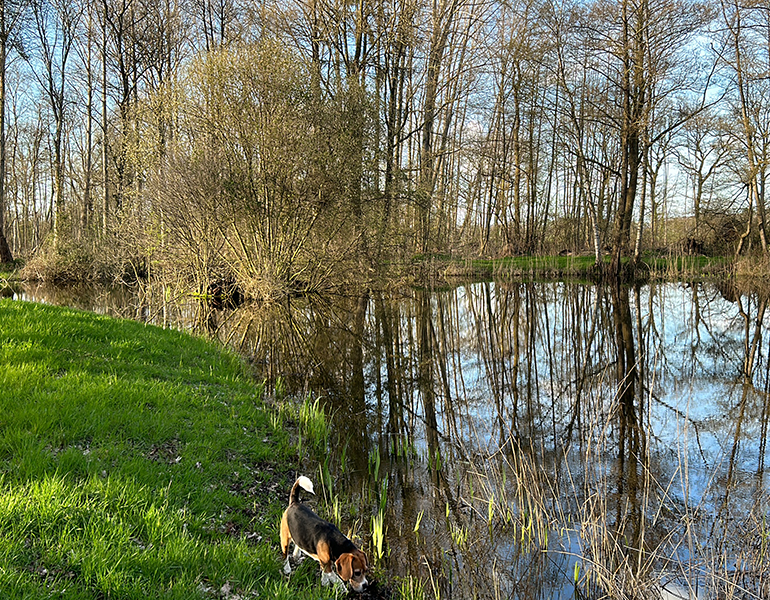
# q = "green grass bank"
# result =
<box><xmin>434</xmin><ymin>253</ymin><xmax>733</xmax><ymax>281</ymax></box>
<box><xmin>0</xmin><ymin>299</ymin><xmax>339</xmax><ymax>599</ymax></box>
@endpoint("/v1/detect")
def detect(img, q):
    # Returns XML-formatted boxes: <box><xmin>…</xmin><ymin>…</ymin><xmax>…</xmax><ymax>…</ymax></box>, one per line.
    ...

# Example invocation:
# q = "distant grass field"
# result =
<box><xmin>0</xmin><ymin>299</ymin><xmax>338</xmax><ymax>599</ymax></box>
<box><xmin>439</xmin><ymin>253</ymin><xmax>731</xmax><ymax>281</ymax></box>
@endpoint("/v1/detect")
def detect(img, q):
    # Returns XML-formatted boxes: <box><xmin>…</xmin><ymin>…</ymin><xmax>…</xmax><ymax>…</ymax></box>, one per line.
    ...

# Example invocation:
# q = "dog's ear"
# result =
<box><xmin>335</xmin><ymin>553</ymin><xmax>354</xmax><ymax>581</ymax></box>
<box><xmin>355</xmin><ymin>548</ymin><xmax>369</xmax><ymax>571</ymax></box>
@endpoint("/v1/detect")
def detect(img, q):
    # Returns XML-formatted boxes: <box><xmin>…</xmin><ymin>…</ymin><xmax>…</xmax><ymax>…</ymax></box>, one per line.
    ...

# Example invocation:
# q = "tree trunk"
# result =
<box><xmin>722</xmin><ymin>0</ymin><xmax>768</xmax><ymax>258</ymax></box>
<box><xmin>83</xmin><ymin>22</ymin><xmax>94</xmax><ymax>236</ymax></box>
<box><xmin>611</xmin><ymin>0</ymin><xmax>647</xmax><ymax>277</ymax></box>
<box><xmin>0</xmin><ymin>15</ymin><xmax>12</xmax><ymax>264</ymax></box>
<box><xmin>419</xmin><ymin>0</ymin><xmax>459</xmax><ymax>254</ymax></box>
<box><xmin>632</xmin><ymin>149</ymin><xmax>648</xmax><ymax>263</ymax></box>
<box><xmin>101</xmin><ymin>1</ymin><xmax>109</xmax><ymax>237</ymax></box>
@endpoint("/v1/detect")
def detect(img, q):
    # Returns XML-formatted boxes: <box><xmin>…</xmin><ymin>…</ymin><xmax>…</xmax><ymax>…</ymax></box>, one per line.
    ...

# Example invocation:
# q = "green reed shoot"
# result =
<box><xmin>394</xmin><ymin>437</ymin><xmax>417</xmax><ymax>464</ymax></box>
<box><xmin>414</xmin><ymin>510</ymin><xmax>424</xmax><ymax>534</ymax></box>
<box><xmin>369</xmin><ymin>446</ymin><xmax>381</xmax><ymax>481</ymax></box>
<box><xmin>274</xmin><ymin>375</ymin><xmax>285</xmax><ymax>400</ymax></box>
<box><xmin>371</xmin><ymin>510</ymin><xmax>387</xmax><ymax>562</ymax></box>
<box><xmin>397</xmin><ymin>575</ymin><xmax>426</xmax><ymax>600</ymax></box>
<box><xmin>298</xmin><ymin>396</ymin><xmax>329</xmax><ymax>453</ymax></box>
<box><xmin>450</xmin><ymin>522</ymin><xmax>468</xmax><ymax>548</ymax></box>
<box><xmin>269</xmin><ymin>408</ymin><xmax>283</xmax><ymax>431</ymax></box>
<box><xmin>429</xmin><ymin>448</ymin><xmax>443</xmax><ymax>471</ymax></box>
<box><xmin>332</xmin><ymin>496</ymin><xmax>341</xmax><ymax>528</ymax></box>
<box><xmin>378</xmin><ymin>476</ymin><xmax>389</xmax><ymax>515</ymax></box>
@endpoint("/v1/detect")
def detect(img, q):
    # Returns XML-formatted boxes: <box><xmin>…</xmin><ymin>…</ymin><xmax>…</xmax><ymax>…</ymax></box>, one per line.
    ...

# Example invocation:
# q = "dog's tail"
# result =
<box><xmin>289</xmin><ymin>475</ymin><xmax>315</xmax><ymax>505</ymax></box>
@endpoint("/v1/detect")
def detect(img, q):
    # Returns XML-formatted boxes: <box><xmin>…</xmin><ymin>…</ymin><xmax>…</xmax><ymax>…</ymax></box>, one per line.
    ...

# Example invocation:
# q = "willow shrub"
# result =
<box><xmin>134</xmin><ymin>39</ymin><xmax>365</xmax><ymax>302</ymax></box>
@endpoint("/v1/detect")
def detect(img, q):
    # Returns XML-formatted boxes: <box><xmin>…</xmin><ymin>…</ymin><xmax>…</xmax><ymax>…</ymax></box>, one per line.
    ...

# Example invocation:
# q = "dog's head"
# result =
<box><xmin>335</xmin><ymin>549</ymin><xmax>368</xmax><ymax>592</ymax></box>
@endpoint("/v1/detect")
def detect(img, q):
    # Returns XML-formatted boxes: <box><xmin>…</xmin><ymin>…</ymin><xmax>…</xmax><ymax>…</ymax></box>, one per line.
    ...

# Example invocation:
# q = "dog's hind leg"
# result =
<box><xmin>280</xmin><ymin>512</ymin><xmax>293</xmax><ymax>574</ymax></box>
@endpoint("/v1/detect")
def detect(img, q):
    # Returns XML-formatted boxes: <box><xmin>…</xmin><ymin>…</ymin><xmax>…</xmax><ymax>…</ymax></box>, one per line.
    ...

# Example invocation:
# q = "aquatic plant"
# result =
<box><xmin>369</xmin><ymin>446</ymin><xmax>382</xmax><ymax>482</ymax></box>
<box><xmin>449</xmin><ymin>522</ymin><xmax>468</xmax><ymax>548</ymax></box>
<box><xmin>414</xmin><ymin>510</ymin><xmax>424</xmax><ymax>535</ymax></box>
<box><xmin>371</xmin><ymin>510</ymin><xmax>387</xmax><ymax>562</ymax></box>
<box><xmin>397</xmin><ymin>575</ymin><xmax>427</xmax><ymax>600</ymax></box>
<box><xmin>298</xmin><ymin>396</ymin><xmax>329</xmax><ymax>452</ymax></box>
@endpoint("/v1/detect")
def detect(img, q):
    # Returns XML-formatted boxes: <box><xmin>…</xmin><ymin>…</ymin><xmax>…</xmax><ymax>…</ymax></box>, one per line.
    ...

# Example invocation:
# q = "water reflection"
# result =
<box><xmin>9</xmin><ymin>280</ymin><xmax>770</xmax><ymax>598</ymax></box>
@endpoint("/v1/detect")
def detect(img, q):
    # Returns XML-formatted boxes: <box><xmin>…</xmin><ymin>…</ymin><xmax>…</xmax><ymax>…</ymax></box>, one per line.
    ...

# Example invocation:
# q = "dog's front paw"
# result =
<box><xmin>283</xmin><ymin>558</ymin><xmax>292</xmax><ymax>575</ymax></box>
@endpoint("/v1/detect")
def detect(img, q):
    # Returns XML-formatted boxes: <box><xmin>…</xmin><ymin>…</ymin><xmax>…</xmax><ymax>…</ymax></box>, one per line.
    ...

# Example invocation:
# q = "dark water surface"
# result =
<box><xmin>10</xmin><ymin>280</ymin><xmax>770</xmax><ymax>599</ymax></box>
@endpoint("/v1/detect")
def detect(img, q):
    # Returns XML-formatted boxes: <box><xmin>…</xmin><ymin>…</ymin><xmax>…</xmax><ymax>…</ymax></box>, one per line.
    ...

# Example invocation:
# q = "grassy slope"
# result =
<box><xmin>0</xmin><ymin>299</ymin><xmax>332</xmax><ymax>599</ymax></box>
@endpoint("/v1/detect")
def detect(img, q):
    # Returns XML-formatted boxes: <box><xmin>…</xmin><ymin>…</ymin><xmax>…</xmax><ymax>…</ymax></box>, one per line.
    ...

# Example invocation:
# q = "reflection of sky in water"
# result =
<box><xmin>371</xmin><ymin>281</ymin><xmax>768</xmax><ymax>538</ymax></box>
<box><xmin>366</xmin><ymin>281</ymin><xmax>768</xmax><ymax>598</ymax></box>
<box><xmin>647</xmin><ymin>287</ymin><xmax>767</xmax><ymax>494</ymax></box>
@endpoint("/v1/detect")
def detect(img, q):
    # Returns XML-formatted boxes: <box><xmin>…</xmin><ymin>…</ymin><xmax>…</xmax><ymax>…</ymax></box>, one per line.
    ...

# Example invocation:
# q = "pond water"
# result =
<box><xmin>8</xmin><ymin>279</ymin><xmax>770</xmax><ymax>599</ymax></box>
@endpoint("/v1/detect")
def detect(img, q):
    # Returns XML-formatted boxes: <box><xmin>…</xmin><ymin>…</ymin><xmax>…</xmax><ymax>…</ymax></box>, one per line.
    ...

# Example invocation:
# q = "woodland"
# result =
<box><xmin>0</xmin><ymin>0</ymin><xmax>768</xmax><ymax>299</ymax></box>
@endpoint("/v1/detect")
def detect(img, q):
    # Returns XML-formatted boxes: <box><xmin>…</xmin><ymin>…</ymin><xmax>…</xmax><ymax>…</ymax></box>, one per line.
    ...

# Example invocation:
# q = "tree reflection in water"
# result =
<box><xmin>16</xmin><ymin>280</ymin><xmax>770</xmax><ymax>598</ymax></box>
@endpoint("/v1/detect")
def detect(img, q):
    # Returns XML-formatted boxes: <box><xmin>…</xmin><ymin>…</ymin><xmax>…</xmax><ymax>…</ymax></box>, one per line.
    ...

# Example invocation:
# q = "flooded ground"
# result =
<box><xmin>9</xmin><ymin>279</ymin><xmax>770</xmax><ymax>599</ymax></box>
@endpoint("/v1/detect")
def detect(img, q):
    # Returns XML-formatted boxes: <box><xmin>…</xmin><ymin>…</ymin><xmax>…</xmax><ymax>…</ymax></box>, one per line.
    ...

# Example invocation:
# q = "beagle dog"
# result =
<box><xmin>280</xmin><ymin>476</ymin><xmax>369</xmax><ymax>592</ymax></box>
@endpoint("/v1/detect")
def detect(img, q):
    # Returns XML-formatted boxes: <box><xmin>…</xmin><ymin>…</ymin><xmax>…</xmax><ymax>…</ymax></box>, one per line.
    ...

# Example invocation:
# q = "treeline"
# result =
<box><xmin>0</xmin><ymin>0</ymin><xmax>767</xmax><ymax>296</ymax></box>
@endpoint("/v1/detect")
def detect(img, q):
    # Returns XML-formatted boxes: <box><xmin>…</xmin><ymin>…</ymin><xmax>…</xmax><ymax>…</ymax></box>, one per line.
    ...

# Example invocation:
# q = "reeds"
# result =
<box><xmin>372</xmin><ymin>510</ymin><xmax>387</xmax><ymax>562</ymax></box>
<box><xmin>263</xmin><ymin>368</ymin><xmax>767</xmax><ymax>599</ymax></box>
<box><xmin>298</xmin><ymin>396</ymin><xmax>330</xmax><ymax>453</ymax></box>
<box><xmin>270</xmin><ymin>392</ymin><xmax>330</xmax><ymax>457</ymax></box>
<box><xmin>397</xmin><ymin>574</ymin><xmax>428</xmax><ymax>600</ymax></box>
<box><xmin>404</xmin><ymin>370</ymin><xmax>770</xmax><ymax>600</ymax></box>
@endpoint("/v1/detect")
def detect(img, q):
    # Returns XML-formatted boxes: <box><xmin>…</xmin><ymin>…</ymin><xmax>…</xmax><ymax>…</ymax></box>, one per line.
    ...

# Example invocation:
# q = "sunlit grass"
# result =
<box><xmin>437</xmin><ymin>253</ymin><xmax>731</xmax><ymax>281</ymax></box>
<box><xmin>0</xmin><ymin>473</ymin><xmax>269</xmax><ymax>599</ymax></box>
<box><xmin>0</xmin><ymin>299</ymin><xmax>338</xmax><ymax>599</ymax></box>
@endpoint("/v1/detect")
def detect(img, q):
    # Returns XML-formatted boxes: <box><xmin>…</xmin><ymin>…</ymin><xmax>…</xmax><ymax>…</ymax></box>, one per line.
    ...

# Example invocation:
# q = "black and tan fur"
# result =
<box><xmin>280</xmin><ymin>476</ymin><xmax>369</xmax><ymax>592</ymax></box>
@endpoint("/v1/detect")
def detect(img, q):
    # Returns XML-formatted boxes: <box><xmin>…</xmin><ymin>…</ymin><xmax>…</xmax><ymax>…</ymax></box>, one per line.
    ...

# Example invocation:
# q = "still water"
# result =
<box><xmin>10</xmin><ymin>280</ymin><xmax>770</xmax><ymax>598</ymax></box>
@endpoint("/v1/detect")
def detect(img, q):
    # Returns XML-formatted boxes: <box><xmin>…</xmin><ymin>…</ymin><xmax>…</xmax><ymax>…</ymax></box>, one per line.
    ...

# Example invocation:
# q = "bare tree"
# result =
<box><xmin>373</xmin><ymin>0</ymin><xmax>417</xmax><ymax>258</ymax></box>
<box><xmin>474</xmin><ymin>0</ymin><xmax>554</xmax><ymax>255</ymax></box>
<box><xmin>675</xmin><ymin>106</ymin><xmax>731</xmax><ymax>239</ymax></box>
<box><xmin>564</xmin><ymin>0</ymin><xmax>711</xmax><ymax>273</ymax></box>
<box><xmin>718</xmin><ymin>0</ymin><xmax>770</xmax><ymax>258</ymax></box>
<box><xmin>418</xmin><ymin>0</ymin><xmax>461</xmax><ymax>254</ymax></box>
<box><xmin>30</xmin><ymin>0</ymin><xmax>80</xmax><ymax>247</ymax></box>
<box><xmin>73</xmin><ymin>1</ymin><xmax>97</xmax><ymax>236</ymax></box>
<box><xmin>0</xmin><ymin>0</ymin><xmax>28</xmax><ymax>263</ymax></box>
<box><xmin>192</xmin><ymin>0</ymin><xmax>239</xmax><ymax>51</ymax></box>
